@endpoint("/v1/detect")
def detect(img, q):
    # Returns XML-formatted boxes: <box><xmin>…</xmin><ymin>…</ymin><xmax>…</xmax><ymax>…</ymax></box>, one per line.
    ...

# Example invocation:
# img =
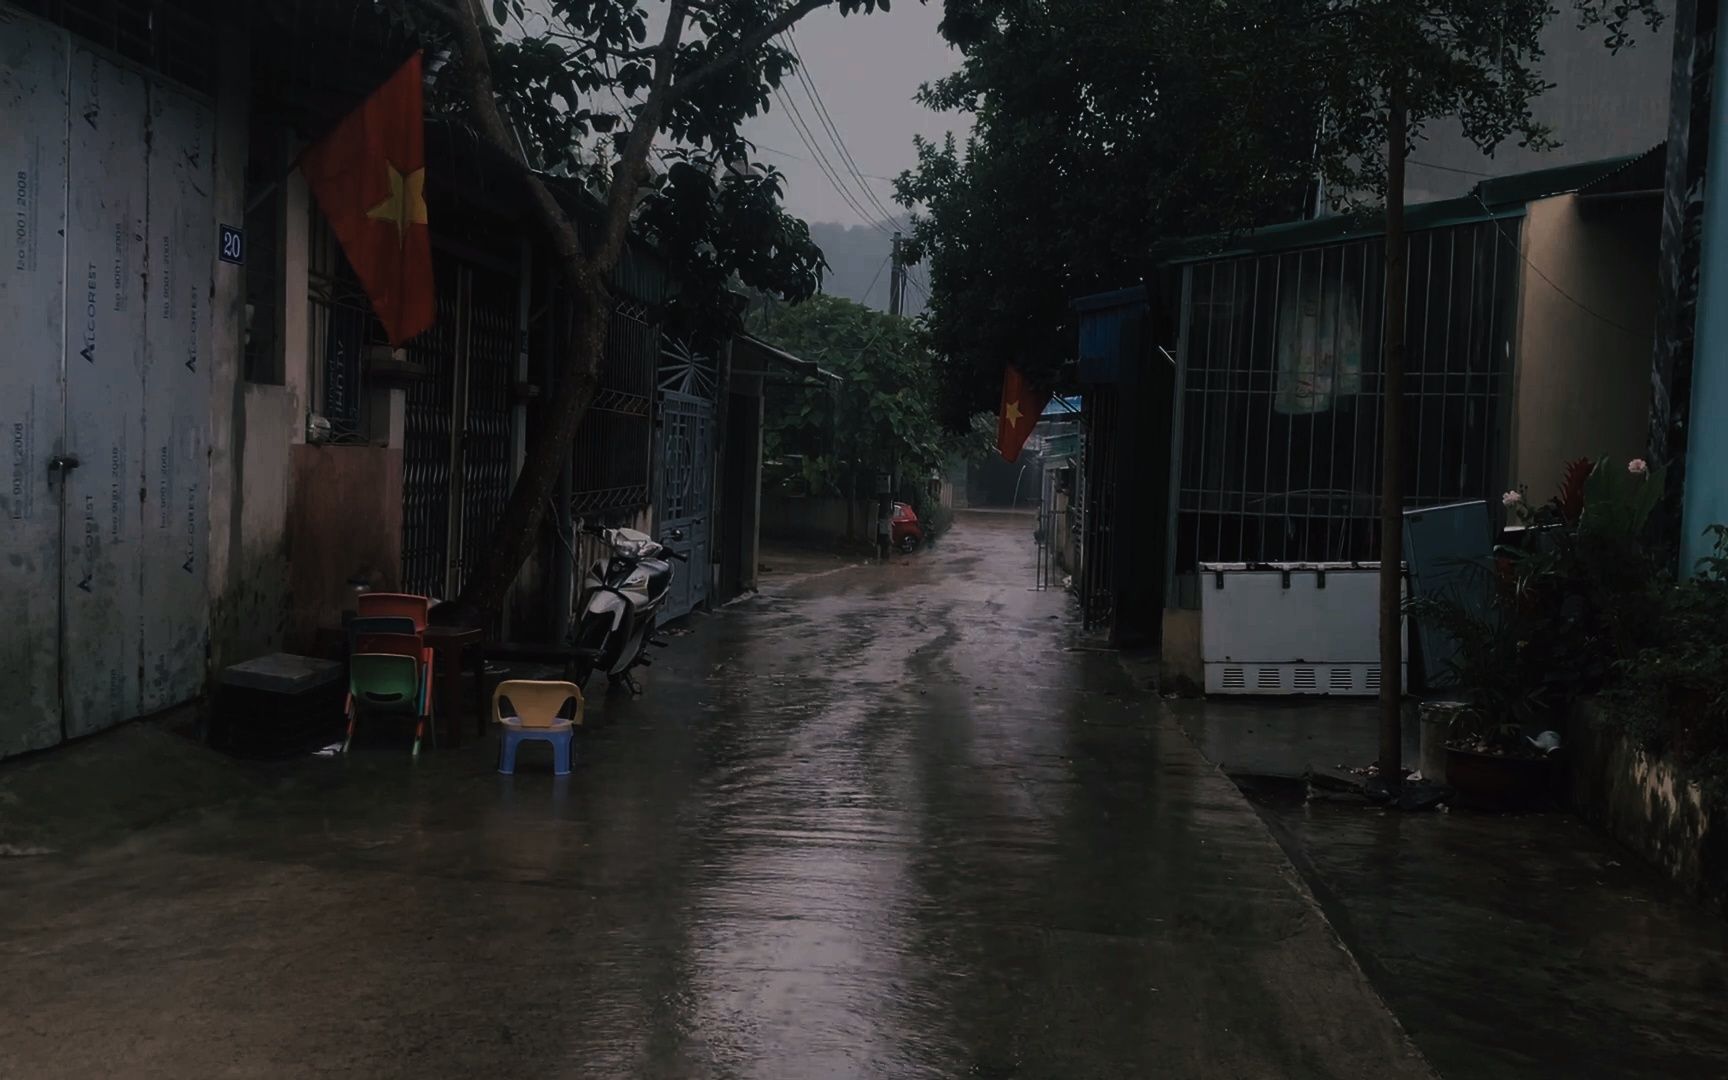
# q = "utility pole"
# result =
<box><xmin>888</xmin><ymin>232</ymin><xmax>904</xmax><ymax>317</ymax></box>
<box><xmin>1378</xmin><ymin>85</ymin><xmax>1408</xmax><ymax>790</ymax></box>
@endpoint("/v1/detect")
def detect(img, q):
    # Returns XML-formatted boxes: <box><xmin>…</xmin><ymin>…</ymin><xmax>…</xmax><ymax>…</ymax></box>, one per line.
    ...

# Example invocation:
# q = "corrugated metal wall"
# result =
<box><xmin>0</xmin><ymin>10</ymin><xmax>215</xmax><ymax>756</ymax></box>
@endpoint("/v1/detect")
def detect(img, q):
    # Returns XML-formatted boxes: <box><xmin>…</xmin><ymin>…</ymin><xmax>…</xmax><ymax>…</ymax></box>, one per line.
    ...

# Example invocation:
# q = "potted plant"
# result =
<box><xmin>1408</xmin><ymin>458</ymin><xmax>1665</xmax><ymax>809</ymax></box>
<box><xmin>1409</xmin><ymin>585</ymin><xmax>1559</xmax><ymax>809</ymax></box>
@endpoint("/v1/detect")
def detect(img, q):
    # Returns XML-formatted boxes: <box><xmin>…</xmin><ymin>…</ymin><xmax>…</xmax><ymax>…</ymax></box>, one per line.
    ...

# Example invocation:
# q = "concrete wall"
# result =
<box><xmin>1510</xmin><ymin>194</ymin><xmax>1660</xmax><ymax>498</ymax></box>
<box><xmin>1570</xmin><ymin>702</ymin><xmax>1728</xmax><ymax>910</ymax></box>
<box><xmin>1160</xmin><ymin>609</ymin><xmax>1204</xmax><ymax>695</ymax></box>
<box><xmin>762</xmin><ymin>494</ymin><xmax>874</xmax><ymax>548</ymax></box>
<box><xmin>208</xmin><ymin>56</ymin><xmax>312</xmax><ymax>672</ymax></box>
<box><xmin>1405</xmin><ymin>10</ymin><xmax>1673</xmax><ymax>203</ymax></box>
<box><xmin>286</xmin><ymin>445</ymin><xmax>404</xmax><ymax>650</ymax></box>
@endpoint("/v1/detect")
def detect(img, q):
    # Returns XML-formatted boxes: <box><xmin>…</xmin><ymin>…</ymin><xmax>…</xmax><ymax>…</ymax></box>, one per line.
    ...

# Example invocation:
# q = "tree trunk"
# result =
<box><xmin>1378</xmin><ymin>88</ymin><xmax>1408</xmax><ymax>781</ymax></box>
<box><xmin>428</xmin><ymin>0</ymin><xmax>839</xmax><ymax>623</ymax></box>
<box><xmin>446</xmin><ymin>284</ymin><xmax>605</xmax><ymax>621</ymax></box>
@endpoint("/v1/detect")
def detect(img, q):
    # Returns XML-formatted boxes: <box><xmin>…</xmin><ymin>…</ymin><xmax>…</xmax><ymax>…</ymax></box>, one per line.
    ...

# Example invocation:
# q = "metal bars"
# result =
<box><xmin>569</xmin><ymin>298</ymin><xmax>657</xmax><ymax>516</ymax></box>
<box><xmin>1080</xmin><ymin>387</ymin><xmax>1121</xmax><ymax>628</ymax></box>
<box><xmin>1173</xmin><ymin>220</ymin><xmax>1520</xmax><ymax>574</ymax></box>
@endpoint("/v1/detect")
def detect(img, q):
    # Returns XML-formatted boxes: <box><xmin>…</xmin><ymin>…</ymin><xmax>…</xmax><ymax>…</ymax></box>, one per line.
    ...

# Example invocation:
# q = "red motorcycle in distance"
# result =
<box><xmin>891</xmin><ymin>502</ymin><xmax>925</xmax><ymax>554</ymax></box>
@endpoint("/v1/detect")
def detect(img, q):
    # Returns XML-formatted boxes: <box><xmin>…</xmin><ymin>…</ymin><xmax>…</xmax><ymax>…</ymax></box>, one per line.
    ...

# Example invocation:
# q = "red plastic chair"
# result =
<box><xmin>355</xmin><ymin>631</ymin><xmax>434</xmax><ymax>667</ymax></box>
<box><xmin>356</xmin><ymin>593</ymin><xmax>431</xmax><ymax>631</ymax></box>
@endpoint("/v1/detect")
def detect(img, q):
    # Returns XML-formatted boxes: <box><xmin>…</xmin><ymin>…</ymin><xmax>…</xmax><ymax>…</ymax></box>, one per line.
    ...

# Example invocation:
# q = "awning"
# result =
<box><xmin>733</xmin><ymin>335</ymin><xmax>843</xmax><ymax>386</ymax></box>
<box><xmin>1042</xmin><ymin>395</ymin><xmax>1082</xmax><ymax>419</ymax></box>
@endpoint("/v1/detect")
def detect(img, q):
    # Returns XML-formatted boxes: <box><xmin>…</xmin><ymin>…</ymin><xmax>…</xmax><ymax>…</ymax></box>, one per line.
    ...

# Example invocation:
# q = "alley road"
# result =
<box><xmin>0</xmin><ymin>512</ymin><xmax>1429</xmax><ymax>1079</ymax></box>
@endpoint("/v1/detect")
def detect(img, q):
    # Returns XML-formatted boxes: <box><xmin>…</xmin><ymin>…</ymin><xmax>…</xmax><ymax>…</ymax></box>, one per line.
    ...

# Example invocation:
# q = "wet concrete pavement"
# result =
<box><xmin>0</xmin><ymin>512</ymin><xmax>1428</xmax><ymax>1079</ymax></box>
<box><xmin>1236</xmin><ymin>777</ymin><xmax>1728</xmax><ymax>1080</ymax></box>
<box><xmin>1158</xmin><ymin>691</ymin><xmax>1728</xmax><ymax>1079</ymax></box>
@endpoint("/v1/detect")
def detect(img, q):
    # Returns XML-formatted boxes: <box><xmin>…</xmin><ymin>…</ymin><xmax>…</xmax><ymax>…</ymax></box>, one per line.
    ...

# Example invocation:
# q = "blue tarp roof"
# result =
<box><xmin>1042</xmin><ymin>395</ymin><xmax>1082</xmax><ymax>419</ymax></box>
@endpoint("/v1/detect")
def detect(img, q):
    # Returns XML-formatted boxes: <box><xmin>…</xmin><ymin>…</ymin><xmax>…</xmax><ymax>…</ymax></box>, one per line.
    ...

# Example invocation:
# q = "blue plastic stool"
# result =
<box><xmin>497</xmin><ymin>725</ymin><xmax>574</xmax><ymax>776</ymax></box>
<box><xmin>492</xmin><ymin>679</ymin><xmax>583</xmax><ymax>777</ymax></box>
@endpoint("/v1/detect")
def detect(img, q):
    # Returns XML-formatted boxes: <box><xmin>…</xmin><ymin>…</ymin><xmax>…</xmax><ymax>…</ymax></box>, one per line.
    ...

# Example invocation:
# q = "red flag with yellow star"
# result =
<box><xmin>298</xmin><ymin>53</ymin><xmax>434</xmax><ymax>345</ymax></box>
<box><xmin>997</xmin><ymin>365</ymin><xmax>1049</xmax><ymax>463</ymax></box>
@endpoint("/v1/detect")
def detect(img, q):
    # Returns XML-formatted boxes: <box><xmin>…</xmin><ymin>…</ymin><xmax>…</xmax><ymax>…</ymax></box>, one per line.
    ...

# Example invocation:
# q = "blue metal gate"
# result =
<box><xmin>657</xmin><ymin>338</ymin><xmax>717</xmax><ymax>620</ymax></box>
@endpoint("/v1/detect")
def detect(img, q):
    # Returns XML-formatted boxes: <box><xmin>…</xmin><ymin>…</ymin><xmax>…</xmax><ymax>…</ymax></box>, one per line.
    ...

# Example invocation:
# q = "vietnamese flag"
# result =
<box><xmin>997</xmin><ymin>365</ymin><xmax>1049</xmax><ymax>463</ymax></box>
<box><xmin>298</xmin><ymin>53</ymin><xmax>435</xmax><ymax>345</ymax></box>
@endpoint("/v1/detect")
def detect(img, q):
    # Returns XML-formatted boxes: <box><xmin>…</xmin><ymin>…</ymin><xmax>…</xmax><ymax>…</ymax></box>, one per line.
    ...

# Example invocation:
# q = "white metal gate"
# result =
<box><xmin>0</xmin><ymin>14</ymin><xmax>214</xmax><ymax>757</ymax></box>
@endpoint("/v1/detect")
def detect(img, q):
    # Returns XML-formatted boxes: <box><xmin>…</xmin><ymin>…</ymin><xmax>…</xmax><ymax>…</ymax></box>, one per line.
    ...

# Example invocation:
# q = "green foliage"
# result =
<box><xmin>755</xmin><ymin>295</ymin><xmax>946</xmax><ymax>496</ymax></box>
<box><xmin>1406</xmin><ymin>564</ymin><xmax>1552</xmax><ymax>747</ymax></box>
<box><xmin>1608</xmin><ymin>527</ymin><xmax>1728</xmax><ymax>797</ymax></box>
<box><xmin>1409</xmin><ymin>460</ymin><xmax>1700</xmax><ymax>763</ymax></box>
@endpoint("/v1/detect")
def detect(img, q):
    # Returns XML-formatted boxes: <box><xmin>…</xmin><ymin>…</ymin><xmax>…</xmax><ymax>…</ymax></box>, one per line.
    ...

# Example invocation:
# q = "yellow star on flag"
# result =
<box><xmin>366</xmin><ymin>161</ymin><xmax>428</xmax><ymax>245</ymax></box>
<box><xmin>1005</xmin><ymin>400</ymin><xmax>1023</xmax><ymax>427</ymax></box>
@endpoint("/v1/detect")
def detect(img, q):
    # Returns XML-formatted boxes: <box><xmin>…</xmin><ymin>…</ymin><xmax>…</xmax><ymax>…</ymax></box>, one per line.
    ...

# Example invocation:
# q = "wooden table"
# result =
<box><xmin>422</xmin><ymin>624</ymin><xmax>486</xmax><ymax>747</ymax></box>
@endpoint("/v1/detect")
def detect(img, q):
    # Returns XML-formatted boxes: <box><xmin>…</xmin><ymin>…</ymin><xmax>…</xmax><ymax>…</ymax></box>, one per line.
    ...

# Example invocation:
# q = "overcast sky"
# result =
<box><xmin>739</xmin><ymin>2</ymin><xmax>964</xmax><ymax>228</ymax></box>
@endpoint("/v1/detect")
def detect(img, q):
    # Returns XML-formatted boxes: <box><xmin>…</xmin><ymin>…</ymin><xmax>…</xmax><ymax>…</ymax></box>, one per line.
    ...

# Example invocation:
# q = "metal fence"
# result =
<box><xmin>1173</xmin><ymin>220</ymin><xmax>1519</xmax><ymax>573</ymax></box>
<box><xmin>567</xmin><ymin>298</ymin><xmax>658</xmax><ymax>517</ymax></box>
<box><xmin>307</xmin><ymin>219</ymin><xmax>374</xmax><ymax>443</ymax></box>
<box><xmin>400</xmin><ymin>258</ymin><xmax>519</xmax><ymax>599</ymax></box>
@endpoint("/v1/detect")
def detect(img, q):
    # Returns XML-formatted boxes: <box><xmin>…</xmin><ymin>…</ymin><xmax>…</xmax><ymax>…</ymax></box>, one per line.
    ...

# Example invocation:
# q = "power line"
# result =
<box><xmin>782</xmin><ymin>30</ymin><xmax>907</xmax><ymax>231</ymax></box>
<box><xmin>861</xmin><ymin>253</ymin><xmax>893</xmax><ymax>309</ymax></box>
<box><xmin>773</xmin><ymin>83</ymin><xmax>894</xmax><ymax>237</ymax></box>
<box><xmin>1410</xmin><ymin>158</ymin><xmax>1495</xmax><ymax>178</ymax></box>
<box><xmin>1470</xmin><ymin>191</ymin><xmax>1646</xmax><ymax>340</ymax></box>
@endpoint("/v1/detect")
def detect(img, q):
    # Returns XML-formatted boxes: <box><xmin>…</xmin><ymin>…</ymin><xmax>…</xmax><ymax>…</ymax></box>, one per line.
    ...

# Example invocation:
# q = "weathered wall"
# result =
<box><xmin>1570</xmin><ymin>702</ymin><xmax>1728</xmax><ymax>911</ymax></box>
<box><xmin>286</xmin><ymin>445</ymin><xmax>404</xmax><ymax>651</ymax></box>
<box><xmin>761</xmin><ymin>494</ymin><xmax>874</xmax><ymax>549</ymax></box>
<box><xmin>1511</xmin><ymin>194</ymin><xmax>1660</xmax><ymax>497</ymax></box>
<box><xmin>205</xmin><ymin>12</ymin><xmax>279</xmax><ymax>674</ymax></box>
<box><xmin>1159</xmin><ymin>609</ymin><xmax>1204</xmax><ymax>695</ymax></box>
<box><xmin>209</xmin><ymin>385</ymin><xmax>295</xmax><ymax>668</ymax></box>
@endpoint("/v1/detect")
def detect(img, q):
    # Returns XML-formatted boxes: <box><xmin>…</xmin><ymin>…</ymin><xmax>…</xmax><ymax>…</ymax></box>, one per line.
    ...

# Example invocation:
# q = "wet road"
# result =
<box><xmin>0</xmin><ymin>512</ymin><xmax>1428</xmax><ymax>1078</ymax></box>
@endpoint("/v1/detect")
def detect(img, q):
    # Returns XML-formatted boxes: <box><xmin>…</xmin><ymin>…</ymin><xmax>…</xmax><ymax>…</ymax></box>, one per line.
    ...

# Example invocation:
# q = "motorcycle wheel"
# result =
<box><xmin>567</xmin><ymin>612</ymin><xmax>612</xmax><ymax>690</ymax></box>
<box><xmin>565</xmin><ymin>659</ymin><xmax>594</xmax><ymax>691</ymax></box>
<box><xmin>898</xmin><ymin>534</ymin><xmax>920</xmax><ymax>554</ymax></box>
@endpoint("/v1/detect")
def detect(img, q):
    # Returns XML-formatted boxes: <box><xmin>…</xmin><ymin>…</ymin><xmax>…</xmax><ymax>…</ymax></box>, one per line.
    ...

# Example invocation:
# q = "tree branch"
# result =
<box><xmin>591</xmin><ymin>0</ymin><xmax>691</xmax><ymax>270</ymax></box>
<box><xmin>670</xmin><ymin>0</ymin><xmax>834</xmax><ymax>99</ymax></box>
<box><xmin>436</xmin><ymin>0</ymin><xmax>593</xmax><ymax>287</ymax></box>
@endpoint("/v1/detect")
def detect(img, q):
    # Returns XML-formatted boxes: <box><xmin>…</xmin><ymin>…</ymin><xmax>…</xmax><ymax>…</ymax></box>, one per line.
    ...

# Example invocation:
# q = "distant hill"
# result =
<box><xmin>806</xmin><ymin>221</ymin><xmax>929</xmax><ymax>318</ymax></box>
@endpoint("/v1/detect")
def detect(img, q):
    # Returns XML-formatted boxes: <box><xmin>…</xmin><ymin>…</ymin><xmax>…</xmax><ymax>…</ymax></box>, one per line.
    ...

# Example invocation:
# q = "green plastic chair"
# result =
<box><xmin>344</xmin><ymin>652</ymin><xmax>433</xmax><ymax>758</ymax></box>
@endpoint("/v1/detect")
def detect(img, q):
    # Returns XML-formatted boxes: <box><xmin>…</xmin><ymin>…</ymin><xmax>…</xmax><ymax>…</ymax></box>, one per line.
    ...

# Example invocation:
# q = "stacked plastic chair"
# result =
<box><xmin>344</xmin><ymin>594</ymin><xmax>435</xmax><ymax>757</ymax></box>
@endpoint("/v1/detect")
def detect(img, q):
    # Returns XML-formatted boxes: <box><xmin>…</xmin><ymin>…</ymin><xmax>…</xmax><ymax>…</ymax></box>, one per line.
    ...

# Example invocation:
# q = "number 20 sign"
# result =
<box><xmin>218</xmin><ymin>224</ymin><xmax>244</xmax><ymax>265</ymax></box>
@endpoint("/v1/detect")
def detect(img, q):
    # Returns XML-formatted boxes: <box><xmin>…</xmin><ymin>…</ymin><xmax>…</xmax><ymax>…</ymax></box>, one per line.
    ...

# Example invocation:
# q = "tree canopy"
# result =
<box><xmin>895</xmin><ymin>0</ymin><xmax>1321</xmax><ymax>428</ymax></box>
<box><xmin>898</xmin><ymin>0</ymin><xmax>1666</xmax><ymax>430</ymax></box>
<box><xmin>754</xmin><ymin>294</ymin><xmax>949</xmax><ymax>500</ymax></box>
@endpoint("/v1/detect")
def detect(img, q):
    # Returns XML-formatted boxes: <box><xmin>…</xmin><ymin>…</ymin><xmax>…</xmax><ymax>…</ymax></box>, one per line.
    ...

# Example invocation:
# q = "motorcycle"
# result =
<box><xmin>566</xmin><ymin>522</ymin><xmax>687</xmax><ymax>694</ymax></box>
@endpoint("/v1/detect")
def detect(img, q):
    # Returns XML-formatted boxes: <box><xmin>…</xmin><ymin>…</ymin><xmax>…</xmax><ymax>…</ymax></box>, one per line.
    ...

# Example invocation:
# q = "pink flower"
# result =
<box><xmin>1628</xmin><ymin>458</ymin><xmax>1649</xmax><ymax>476</ymax></box>
<box><xmin>1502</xmin><ymin>490</ymin><xmax>1523</xmax><ymax>508</ymax></box>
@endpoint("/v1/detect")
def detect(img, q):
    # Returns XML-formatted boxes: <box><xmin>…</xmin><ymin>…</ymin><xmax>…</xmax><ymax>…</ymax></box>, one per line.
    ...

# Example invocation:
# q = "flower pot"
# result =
<box><xmin>1444</xmin><ymin>746</ymin><xmax>1556</xmax><ymax>811</ymax></box>
<box><xmin>1417</xmin><ymin>701</ymin><xmax>1474</xmax><ymax>784</ymax></box>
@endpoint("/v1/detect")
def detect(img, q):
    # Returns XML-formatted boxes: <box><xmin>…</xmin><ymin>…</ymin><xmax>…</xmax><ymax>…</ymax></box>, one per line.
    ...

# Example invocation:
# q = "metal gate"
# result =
<box><xmin>401</xmin><ymin>260</ymin><xmax>519</xmax><ymax>600</ymax></box>
<box><xmin>1079</xmin><ymin>387</ymin><xmax>1121</xmax><ymax>630</ymax></box>
<box><xmin>0</xmin><ymin>17</ymin><xmax>215</xmax><ymax>757</ymax></box>
<box><xmin>657</xmin><ymin>337</ymin><xmax>717</xmax><ymax>620</ymax></box>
